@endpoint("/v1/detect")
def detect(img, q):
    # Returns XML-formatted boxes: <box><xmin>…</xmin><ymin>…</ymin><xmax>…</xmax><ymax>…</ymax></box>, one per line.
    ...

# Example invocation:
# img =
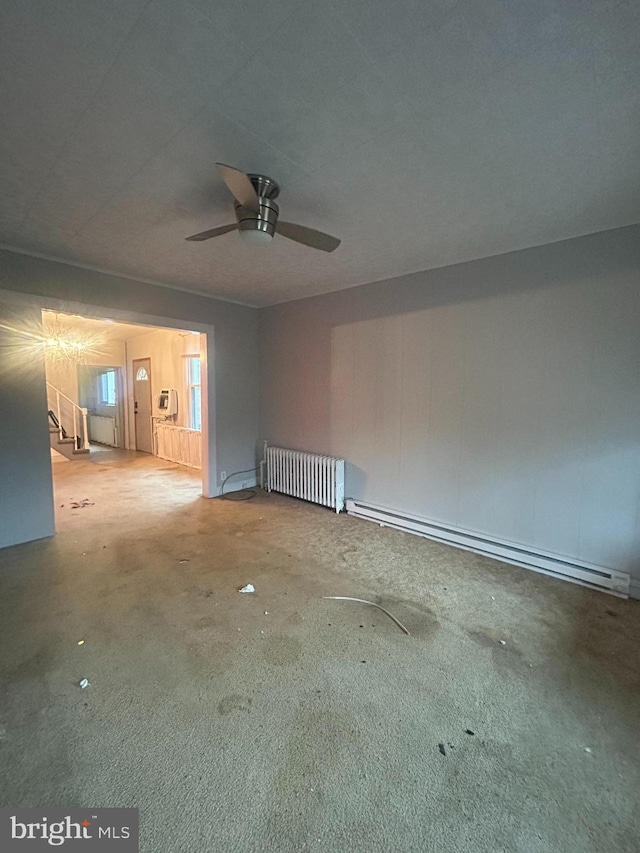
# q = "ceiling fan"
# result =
<box><xmin>185</xmin><ymin>163</ymin><xmax>341</xmax><ymax>252</ymax></box>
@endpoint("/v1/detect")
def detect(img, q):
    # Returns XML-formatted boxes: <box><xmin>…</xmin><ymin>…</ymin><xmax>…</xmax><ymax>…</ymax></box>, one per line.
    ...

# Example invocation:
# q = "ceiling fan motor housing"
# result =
<box><xmin>235</xmin><ymin>175</ymin><xmax>280</xmax><ymax>237</ymax></box>
<box><xmin>247</xmin><ymin>173</ymin><xmax>279</xmax><ymax>199</ymax></box>
<box><xmin>235</xmin><ymin>197</ymin><xmax>279</xmax><ymax>237</ymax></box>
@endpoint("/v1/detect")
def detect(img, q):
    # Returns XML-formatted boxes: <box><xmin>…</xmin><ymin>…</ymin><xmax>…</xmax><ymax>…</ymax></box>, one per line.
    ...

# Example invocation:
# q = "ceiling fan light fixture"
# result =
<box><xmin>185</xmin><ymin>163</ymin><xmax>341</xmax><ymax>252</ymax></box>
<box><xmin>238</xmin><ymin>228</ymin><xmax>273</xmax><ymax>247</ymax></box>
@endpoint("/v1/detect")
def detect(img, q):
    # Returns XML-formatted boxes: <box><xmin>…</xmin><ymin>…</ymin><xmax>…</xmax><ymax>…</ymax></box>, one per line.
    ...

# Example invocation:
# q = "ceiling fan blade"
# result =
<box><xmin>215</xmin><ymin>163</ymin><xmax>260</xmax><ymax>213</ymax></box>
<box><xmin>275</xmin><ymin>221</ymin><xmax>341</xmax><ymax>252</ymax></box>
<box><xmin>185</xmin><ymin>223</ymin><xmax>238</xmax><ymax>241</ymax></box>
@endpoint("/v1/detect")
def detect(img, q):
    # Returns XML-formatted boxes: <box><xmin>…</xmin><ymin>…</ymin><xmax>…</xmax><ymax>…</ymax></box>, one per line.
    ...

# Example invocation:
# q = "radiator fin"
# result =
<box><xmin>88</xmin><ymin>415</ymin><xmax>116</xmax><ymax>446</ymax></box>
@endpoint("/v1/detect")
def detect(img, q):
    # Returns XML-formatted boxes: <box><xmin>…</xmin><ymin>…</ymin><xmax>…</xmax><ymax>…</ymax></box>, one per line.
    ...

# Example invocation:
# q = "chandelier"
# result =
<box><xmin>41</xmin><ymin>315</ymin><xmax>104</xmax><ymax>364</ymax></box>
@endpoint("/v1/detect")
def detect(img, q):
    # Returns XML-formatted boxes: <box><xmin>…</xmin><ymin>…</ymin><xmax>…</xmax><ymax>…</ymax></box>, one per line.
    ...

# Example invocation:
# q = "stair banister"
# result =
<box><xmin>46</xmin><ymin>381</ymin><xmax>89</xmax><ymax>451</ymax></box>
<box><xmin>55</xmin><ymin>389</ymin><xmax>63</xmax><ymax>441</ymax></box>
<box><xmin>81</xmin><ymin>408</ymin><xmax>89</xmax><ymax>451</ymax></box>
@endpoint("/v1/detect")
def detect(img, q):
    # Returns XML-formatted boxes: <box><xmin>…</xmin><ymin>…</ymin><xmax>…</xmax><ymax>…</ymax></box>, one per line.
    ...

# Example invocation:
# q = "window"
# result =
<box><xmin>98</xmin><ymin>370</ymin><xmax>117</xmax><ymax>406</ymax></box>
<box><xmin>135</xmin><ymin>366</ymin><xmax>148</xmax><ymax>381</ymax></box>
<box><xmin>185</xmin><ymin>356</ymin><xmax>202</xmax><ymax>431</ymax></box>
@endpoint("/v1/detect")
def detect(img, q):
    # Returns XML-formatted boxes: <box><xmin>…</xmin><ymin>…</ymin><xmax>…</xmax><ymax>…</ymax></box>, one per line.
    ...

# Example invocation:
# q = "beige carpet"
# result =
<box><xmin>1</xmin><ymin>451</ymin><xmax>638</xmax><ymax>852</ymax></box>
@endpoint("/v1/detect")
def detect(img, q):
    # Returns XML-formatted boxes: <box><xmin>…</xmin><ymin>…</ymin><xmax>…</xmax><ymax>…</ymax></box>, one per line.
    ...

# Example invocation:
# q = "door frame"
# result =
<box><xmin>132</xmin><ymin>356</ymin><xmax>153</xmax><ymax>453</ymax></box>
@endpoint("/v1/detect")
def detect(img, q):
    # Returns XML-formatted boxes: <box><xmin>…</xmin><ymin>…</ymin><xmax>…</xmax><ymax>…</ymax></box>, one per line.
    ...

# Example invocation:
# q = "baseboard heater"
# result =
<box><xmin>265</xmin><ymin>445</ymin><xmax>345</xmax><ymax>513</ymax></box>
<box><xmin>346</xmin><ymin>499</ymin><xmax>630</xmax><ymax>597</ymax></box>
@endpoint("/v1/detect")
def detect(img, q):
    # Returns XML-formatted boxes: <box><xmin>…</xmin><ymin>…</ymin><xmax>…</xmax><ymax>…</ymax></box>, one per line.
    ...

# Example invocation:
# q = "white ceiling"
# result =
<box><xmin>1</xmin><ymin>0</ymin><xmax>638</xmax><ymax>307</ymax></box>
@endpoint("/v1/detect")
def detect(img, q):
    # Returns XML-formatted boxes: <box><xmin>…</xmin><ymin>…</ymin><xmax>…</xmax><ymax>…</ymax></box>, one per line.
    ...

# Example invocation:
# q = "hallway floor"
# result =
<box><xmin>0</xmin><ymin>456</ymin><xmax>639</xmax><ymax>852</ymax></box>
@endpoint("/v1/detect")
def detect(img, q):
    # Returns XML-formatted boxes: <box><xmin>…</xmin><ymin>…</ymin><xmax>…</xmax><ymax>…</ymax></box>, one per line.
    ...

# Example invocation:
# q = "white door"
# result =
<box><xmin>133</xmin><ymin>358</ymin><xmax>153</xmax><ymax>453</ymax></box>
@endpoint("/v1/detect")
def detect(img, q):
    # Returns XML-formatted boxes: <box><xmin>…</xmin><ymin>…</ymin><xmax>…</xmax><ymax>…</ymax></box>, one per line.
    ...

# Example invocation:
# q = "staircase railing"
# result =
<box><xmin>46</xmin><ymin>381</ymin><xmax>89</xmax><ymax>451</ymax></box>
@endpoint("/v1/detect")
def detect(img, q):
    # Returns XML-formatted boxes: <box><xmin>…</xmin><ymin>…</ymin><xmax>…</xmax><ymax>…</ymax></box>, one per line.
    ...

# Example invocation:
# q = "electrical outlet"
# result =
<box><xmin>220</xmin><ymin>471</ymin><xmax>227</xmax><ymax>481</ymax></box>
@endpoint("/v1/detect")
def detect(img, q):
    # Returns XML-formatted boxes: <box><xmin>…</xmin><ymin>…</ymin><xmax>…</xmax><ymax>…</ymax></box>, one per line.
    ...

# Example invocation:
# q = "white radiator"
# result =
<box><xmin>155</xmin><ymin>424</ymin><xmax>201</xmax><ymax>469</ymax></box>
<box><xmin>265</xmin><ymin>445</ymin><xmax>345</xmax><ymax>512</ymax></box>
<box><xmin>88</xmin><ymin>415</ymin><xmax>116</xmax><ymax>446</ymax></box>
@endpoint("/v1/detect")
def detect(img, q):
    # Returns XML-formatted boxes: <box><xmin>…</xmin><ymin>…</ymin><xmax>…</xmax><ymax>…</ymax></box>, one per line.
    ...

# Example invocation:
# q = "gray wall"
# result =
<box><xmin>0</xmin><ymin>302</ymin><xmax>55</xmax><ymax>547</ymax></box>
<box><xmin>0</xmin><ymin>250</ymin><xmax>259</xmax><ymax>523</ymax></box>
<box><xmin>261</xmin><ymin>225</ymin><xmax>640</xmax><ymax>580</ymax></box>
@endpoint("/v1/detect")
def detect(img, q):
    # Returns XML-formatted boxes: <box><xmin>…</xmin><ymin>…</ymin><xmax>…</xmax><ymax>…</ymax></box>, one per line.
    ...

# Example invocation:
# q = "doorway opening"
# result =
<box><xmin>42</xmin><ymin>309</ymin><xmax>209</xmax><ymax>504</ymax></box>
